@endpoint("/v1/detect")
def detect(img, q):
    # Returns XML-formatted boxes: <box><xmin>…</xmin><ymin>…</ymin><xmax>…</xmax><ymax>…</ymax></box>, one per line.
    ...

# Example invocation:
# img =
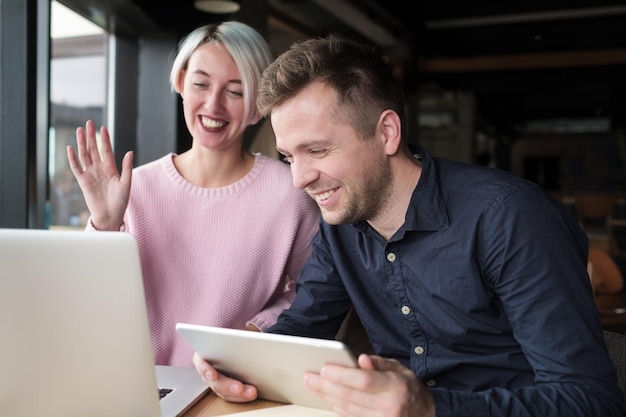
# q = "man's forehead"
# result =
<box><xmin>274</xmin><ymin>135</ymin><xmax>308</xmax><ymax>154</ymax></box>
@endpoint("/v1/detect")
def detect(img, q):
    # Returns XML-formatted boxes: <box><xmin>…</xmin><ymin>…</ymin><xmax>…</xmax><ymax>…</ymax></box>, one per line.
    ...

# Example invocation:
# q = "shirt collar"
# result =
<box><xmin>404</xmin><ymin>145</ymin><xmax>449</xmax><ymax>232</ymax></box>
<box><xmin>352</xmin><ymin>145</ymin><xmax>449</xmax><ymax>235</ymax></box>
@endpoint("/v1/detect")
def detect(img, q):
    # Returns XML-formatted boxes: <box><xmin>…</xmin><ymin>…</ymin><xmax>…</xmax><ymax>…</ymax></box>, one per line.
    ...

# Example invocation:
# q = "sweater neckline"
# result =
<box><xmin>161</xmin><ymin>152</ymin><xmax>267</xmax><ymax>198</ymax></box>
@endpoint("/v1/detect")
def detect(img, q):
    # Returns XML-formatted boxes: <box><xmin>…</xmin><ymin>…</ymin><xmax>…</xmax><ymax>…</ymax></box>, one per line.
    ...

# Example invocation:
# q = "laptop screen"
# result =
<box><xmin>0</xmin><ymin>229</ymin><xmax>162</xmax><ymax>417</ymax></box>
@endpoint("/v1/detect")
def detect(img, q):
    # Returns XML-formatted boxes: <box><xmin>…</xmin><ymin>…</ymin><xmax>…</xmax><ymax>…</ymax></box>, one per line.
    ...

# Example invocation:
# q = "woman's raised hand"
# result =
<box><xmin>66</xmin><ymin>120</ymin><xmax>133</xmax><ymax>230</ymax></box>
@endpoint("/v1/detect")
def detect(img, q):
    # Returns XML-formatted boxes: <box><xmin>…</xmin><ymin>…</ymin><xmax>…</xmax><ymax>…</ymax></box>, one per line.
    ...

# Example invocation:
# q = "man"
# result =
<box><xmin>193</xmin><ymin>35</ymin><xmax>626</xmax><ymax>416</ymax></box>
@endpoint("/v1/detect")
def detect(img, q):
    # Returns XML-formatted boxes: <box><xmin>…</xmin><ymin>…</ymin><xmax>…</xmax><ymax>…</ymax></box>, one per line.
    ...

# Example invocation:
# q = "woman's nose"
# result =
<box><xmin>204</xmin><ymin>90</ymin><xmax>224</xmax><ymax>113</ymax></box>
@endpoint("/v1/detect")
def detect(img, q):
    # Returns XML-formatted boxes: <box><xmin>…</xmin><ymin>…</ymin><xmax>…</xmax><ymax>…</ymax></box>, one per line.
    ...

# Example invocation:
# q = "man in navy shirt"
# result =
<box><xmin>194</xmin><ymin>35</ymin><xmax>626</xmax><ymax>417</ymax></box>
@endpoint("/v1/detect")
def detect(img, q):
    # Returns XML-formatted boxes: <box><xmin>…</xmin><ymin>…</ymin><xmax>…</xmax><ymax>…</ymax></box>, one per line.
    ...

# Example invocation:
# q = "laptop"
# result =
<box><xmin>176</xmin><ymin>323</ymin><xmax>357</xmax><ymax>410</ymax></box>
<box><xmin>0</xmin><ymin>228</ymin><xmax>209</xmax><ymax>417</ymax></box>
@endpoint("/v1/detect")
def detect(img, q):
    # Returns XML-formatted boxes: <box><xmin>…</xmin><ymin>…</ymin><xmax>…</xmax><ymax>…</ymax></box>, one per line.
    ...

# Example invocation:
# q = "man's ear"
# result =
<box><xmin>378</xmin><ymin>110</ymin><xmax>402</xmax><ymax>156</ymax></box>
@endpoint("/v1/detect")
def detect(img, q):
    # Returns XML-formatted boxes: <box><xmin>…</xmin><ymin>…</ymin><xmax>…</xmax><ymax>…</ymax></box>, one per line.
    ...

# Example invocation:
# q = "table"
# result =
<box><xmin>183</xmin><ymin>392</ymin><xmax>282</xmax><ymax>416</ymax></box>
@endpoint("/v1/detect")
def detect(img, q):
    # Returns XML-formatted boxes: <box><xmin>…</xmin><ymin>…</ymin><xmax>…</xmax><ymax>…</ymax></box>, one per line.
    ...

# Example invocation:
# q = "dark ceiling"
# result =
<box><xmin>71</xmin><ymin>0</ymin><xmax>626</xmax><ymax>138</ymax></box>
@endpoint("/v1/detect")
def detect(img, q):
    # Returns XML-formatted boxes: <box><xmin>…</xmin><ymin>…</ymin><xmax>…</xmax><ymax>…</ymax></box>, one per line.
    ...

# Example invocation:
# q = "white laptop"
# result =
<box><xmin>0</xmin><ymin>228</ymin><xmax>209</xmax><ymax>417</ymax></box>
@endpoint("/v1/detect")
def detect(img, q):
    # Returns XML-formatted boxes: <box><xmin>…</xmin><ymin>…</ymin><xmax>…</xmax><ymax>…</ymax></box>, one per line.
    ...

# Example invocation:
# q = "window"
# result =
<box><xmin>49</xmin><ymin>1</ymin><xmax>107</xmax><ymax>228</ymax></box>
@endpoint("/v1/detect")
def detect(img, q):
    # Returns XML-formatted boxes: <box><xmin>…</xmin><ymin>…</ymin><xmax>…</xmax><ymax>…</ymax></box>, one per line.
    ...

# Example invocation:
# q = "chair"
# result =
<box><xmin>575</xmin><ymin>193</ymin><xmax>620</xmax><ymax>253</ymax></box>
<box><xmin>588</xmin><ymin>247</ymin><xmax>625</xmax><ymax>295</ymax></box>
<box><xmin>604</xmin><ymin>330</ymin><xmax>626</xmax><ymax>404</ymax></box>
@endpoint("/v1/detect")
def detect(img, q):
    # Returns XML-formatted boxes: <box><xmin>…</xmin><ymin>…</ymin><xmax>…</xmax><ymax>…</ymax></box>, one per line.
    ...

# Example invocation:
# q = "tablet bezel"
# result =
<box><xmin>175</xmin><ymin>323</ymin><xmax>357</xmax><ymax>410</ymax></box>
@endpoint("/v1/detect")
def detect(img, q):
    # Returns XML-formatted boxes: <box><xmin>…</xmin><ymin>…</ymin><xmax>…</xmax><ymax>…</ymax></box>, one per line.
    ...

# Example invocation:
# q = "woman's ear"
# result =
<box><xmin>378</xmin><ymin>110</ymin><xmax>402</xmax><ymax>156</ymax></box>
<box><xmin>174</xmin><ymin>69</ymin><xmax>186</xmax><ymax>95</ymax></box>
<box><xmin>248</xmin><ymin>111</ymin><xmax>263</xmax><ymax>126</ymax></box>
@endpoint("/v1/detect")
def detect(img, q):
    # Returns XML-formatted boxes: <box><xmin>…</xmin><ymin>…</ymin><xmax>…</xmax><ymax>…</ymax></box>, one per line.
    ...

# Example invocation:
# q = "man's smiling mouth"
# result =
<box><xmin>314</xmin><ymin>189</ymin><xmax>335</xmax><ymax>203</ymax></box>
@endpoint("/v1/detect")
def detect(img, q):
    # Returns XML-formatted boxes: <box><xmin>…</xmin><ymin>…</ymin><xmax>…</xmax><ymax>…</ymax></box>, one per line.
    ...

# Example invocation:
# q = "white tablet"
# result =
<box><xmin>175</xmin><ymin>323</ymin><xmax>357</xmax><ymax>410</ymax></box>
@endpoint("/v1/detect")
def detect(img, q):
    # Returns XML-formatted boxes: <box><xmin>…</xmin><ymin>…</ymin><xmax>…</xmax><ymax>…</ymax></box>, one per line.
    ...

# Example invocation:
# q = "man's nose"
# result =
<box><xmin>290</xmin><ymin>158</ymin><xmax>316</xmax><ymax>190</ymax></box>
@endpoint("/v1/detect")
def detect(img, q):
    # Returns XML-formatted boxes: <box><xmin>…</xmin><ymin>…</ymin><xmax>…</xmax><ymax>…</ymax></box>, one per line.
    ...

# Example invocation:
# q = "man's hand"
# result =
<box><xmin>303</xmin><ymin>354</ymin><xmax>435</xmax><ymax>417</ymax></box>
<box><xmin>192</xmin><ymin>351</ymin><xmax>258</xmax><ymax>403</ymax></box>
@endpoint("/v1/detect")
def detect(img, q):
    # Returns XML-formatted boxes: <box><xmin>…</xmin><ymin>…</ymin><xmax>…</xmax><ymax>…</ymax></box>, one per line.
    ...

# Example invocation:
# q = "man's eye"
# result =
<box><xmin>310</xmin><ymin>149</ymin><xmax>325</xmax><ymax>156</ymax></box>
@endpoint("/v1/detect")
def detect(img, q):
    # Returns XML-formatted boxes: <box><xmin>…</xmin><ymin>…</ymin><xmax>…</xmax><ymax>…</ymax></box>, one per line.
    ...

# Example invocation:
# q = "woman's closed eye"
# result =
<box><xmin>226</xmin><ymin>89</ymin><xmax>244</xmax><ymax>98</ymax></box>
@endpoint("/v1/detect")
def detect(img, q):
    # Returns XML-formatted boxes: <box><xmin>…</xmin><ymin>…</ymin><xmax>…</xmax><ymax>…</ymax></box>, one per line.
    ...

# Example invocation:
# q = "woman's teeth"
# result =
<box><xmin>201</xmin><ymin>117</ymin><xmax>225</xmax><ymax>128</ymax></box>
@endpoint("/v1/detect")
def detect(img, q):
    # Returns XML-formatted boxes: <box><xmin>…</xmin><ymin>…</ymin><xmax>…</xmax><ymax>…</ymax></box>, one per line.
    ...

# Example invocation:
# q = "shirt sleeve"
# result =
<box><xmin>266</xmin><ymin>227</ymin><xmax>353</xmax><ymax>339</ymax></box>
<box><xmin>431</xmin><ymin>188</ymin><xmax>625</xmax><ymax>416</ymax></box>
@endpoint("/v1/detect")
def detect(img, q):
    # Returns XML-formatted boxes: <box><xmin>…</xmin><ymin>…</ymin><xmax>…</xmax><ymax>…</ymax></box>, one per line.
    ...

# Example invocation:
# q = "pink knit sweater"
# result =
<box><xmin>88</xmin><ymin>153</ymin><xmax>320</xmax><ymax>366</ymax></box>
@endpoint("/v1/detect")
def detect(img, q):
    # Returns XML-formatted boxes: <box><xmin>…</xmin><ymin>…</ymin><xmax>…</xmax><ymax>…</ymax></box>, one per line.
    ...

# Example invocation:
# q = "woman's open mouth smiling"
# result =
<box><xmin>200</xmin><ymin>115</ymin><xmax>226</xmax><ymax>129</ymax></box>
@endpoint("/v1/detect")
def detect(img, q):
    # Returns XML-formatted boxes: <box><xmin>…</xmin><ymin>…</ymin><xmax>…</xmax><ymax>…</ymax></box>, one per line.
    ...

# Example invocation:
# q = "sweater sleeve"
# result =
<box><xmin>247</xmin><ymin>192</ymin><xmax>320</xmax><ymax>331</ymax></box>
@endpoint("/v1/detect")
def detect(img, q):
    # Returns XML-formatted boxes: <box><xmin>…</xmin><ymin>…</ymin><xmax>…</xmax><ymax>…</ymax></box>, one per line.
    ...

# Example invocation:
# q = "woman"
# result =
<box><xmin>66</xmin><ymin>21</ymin><xmax>320</xmax><ymax>366</ymax></box>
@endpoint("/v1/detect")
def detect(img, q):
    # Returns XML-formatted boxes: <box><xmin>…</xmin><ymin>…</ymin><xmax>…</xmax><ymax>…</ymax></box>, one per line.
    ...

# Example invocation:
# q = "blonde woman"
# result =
<box><xmin>67</xmin><ymin>21</ymin><xmax>320</xmax><ymax>367</ymax></box>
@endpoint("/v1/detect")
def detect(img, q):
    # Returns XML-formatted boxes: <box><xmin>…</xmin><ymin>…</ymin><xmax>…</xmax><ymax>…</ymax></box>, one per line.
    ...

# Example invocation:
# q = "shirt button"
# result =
<box><xmin>401</xmin><ymin>305</ymin><xmax>410</xmax><ymax>315</ymax></box>
<box><xmin>414</xmin><ymin>346</ymin><xmax>424</xmax><ymax>355</ymax></box>
<box><xmin>386</xmin><ymin>252</ymin><xmax>397</xmax><ymax>262</ymax></box>
<box><xmin>426</xmin><ymin>379</ymin><xmax>436</xmax><ymax>387</ymax></box>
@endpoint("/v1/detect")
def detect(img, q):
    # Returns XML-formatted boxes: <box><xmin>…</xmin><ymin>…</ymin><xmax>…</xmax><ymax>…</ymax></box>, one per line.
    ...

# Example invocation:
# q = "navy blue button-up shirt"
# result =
<box><xmin>268</xmin><ymin>146</ymin><xmax>625</xmax><ymax>416</ymax></box>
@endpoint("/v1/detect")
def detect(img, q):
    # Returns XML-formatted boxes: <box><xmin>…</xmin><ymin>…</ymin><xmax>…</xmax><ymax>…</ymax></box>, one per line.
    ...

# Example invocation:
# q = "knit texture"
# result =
<box><xmin>88</xmin><ymin>153</ymin><xmax>320</xmax><ymax>366</ymax></box>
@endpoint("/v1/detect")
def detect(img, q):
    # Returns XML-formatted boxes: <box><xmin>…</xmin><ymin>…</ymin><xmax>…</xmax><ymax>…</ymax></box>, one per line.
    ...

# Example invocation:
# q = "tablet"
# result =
<box><xmin>175</xmin><ymin>323</ymin><xmax>357</xmax><ymax>410</ymax></box>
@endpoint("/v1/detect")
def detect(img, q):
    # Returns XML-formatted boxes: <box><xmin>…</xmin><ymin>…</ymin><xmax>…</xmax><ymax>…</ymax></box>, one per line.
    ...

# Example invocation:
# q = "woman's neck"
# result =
<box><xmin>173</xmin><ymin>147</ymin><xmax>255</xmax><ymax>188</ymax></box>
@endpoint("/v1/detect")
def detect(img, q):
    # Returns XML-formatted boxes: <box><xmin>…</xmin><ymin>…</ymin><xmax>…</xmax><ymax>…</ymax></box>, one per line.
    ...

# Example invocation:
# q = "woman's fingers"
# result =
<box><xmin>66</xmin><ymin>145</ymin><xmax>82</xmax><ymax>177</ymax></box>
<box><xmin>74</xmin><ymin>125</ymin><xmax>92</xmax><ymax>172</ymax></box>
<box><xmin>96</xmin><ymin>123</ymin><xmax>115</xmax><ymax>163</ymax></box>
<box><xmin>73</xmin><ymin>120</ymin><xmax>122</xmax><ymax>178</ymax></box>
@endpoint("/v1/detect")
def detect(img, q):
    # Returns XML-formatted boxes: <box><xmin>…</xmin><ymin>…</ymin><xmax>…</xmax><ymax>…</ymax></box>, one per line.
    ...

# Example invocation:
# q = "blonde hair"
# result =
<box><xmin>169</xmin><ymin>21</ymin><xmax>272</xmax><ymax>125</ymax></box>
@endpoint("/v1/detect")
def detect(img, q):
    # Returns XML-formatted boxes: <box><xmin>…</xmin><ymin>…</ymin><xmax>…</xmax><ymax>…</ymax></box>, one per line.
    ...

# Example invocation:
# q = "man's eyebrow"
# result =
<box><xmin>277</xmin><ymin>141</ymin><xmax>316</xmax><ymax>155</ymax></box>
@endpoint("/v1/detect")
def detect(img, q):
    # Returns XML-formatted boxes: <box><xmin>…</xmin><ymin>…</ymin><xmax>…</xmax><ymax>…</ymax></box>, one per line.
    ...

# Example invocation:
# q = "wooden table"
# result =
<box><xmin>183</xmin><ymin>392</ymin><xmax>282</xmax><ymax>416</ymax></box>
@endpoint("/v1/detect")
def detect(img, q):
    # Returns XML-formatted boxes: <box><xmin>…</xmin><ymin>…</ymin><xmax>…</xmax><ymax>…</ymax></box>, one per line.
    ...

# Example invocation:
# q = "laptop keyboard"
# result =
<box><xmin>159</xmin><ymin>388</ymin><xmax>173</xmax><ymax>400</ymax></box>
